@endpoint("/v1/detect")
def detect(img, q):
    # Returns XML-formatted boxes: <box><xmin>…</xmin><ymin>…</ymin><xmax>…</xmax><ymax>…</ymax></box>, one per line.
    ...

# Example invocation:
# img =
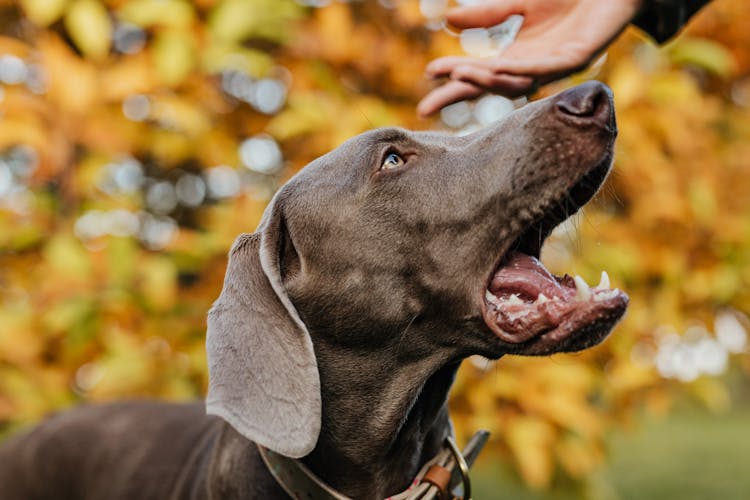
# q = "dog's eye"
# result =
<box><xmin>381</xmin><ymin>153</ymin><xmax>405</xmax><ymax>170</ymax></box>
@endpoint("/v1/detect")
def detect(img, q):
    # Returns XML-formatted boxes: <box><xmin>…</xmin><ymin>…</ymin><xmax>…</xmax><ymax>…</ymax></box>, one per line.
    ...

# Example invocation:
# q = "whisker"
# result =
<box><xmin>395</xmin><ymin>313</ymin><xmax>420</xmax><ymax>352</ymax></box>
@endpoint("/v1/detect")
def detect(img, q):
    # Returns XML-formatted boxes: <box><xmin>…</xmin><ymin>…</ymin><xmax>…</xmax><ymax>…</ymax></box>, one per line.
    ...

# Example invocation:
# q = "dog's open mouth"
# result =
<box><xmin>482</xmin><ymin>157</ymin><xmax>628</xmax><ymax>352</ymax></box>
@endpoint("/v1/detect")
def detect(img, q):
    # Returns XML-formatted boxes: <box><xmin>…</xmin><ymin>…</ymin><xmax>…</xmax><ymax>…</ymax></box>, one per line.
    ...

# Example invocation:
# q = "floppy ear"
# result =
<box><xmin>206</xmin><ymin>209</ymin><xmax>320</xmax><ymax>458</ymax></box>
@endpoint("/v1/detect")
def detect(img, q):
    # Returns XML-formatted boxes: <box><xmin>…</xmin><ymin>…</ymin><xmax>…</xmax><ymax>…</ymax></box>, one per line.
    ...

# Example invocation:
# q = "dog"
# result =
<box><xmin>0</xmin><ymin>81</ymin><xmax>627</xmax><ymax>499</ymax></box>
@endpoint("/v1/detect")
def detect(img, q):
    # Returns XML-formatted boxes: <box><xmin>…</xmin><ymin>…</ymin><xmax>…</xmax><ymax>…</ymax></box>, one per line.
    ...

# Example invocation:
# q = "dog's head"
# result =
<box><xmin>206</xmin><ymin>81</ymin><xmax>628</xmax><ymax>457</ymax></box>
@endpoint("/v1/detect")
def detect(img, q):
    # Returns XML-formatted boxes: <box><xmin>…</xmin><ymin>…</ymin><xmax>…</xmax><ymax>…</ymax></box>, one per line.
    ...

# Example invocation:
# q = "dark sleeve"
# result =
<box><xmin>632</xmin><ymin>0</ymin><xmax>712</xmax><ymax>43</ymax></box>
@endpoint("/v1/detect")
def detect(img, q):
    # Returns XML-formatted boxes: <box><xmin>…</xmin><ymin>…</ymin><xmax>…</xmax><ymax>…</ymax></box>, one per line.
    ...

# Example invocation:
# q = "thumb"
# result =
<box><xmin>447</xmin><ymin>0</ymin><xmax>525</xmax><ymax>29</ymax></box>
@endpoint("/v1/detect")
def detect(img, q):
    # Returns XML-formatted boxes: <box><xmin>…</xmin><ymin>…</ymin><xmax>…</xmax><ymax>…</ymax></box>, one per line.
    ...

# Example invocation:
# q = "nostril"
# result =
<box><xmin>555</xmin><ymin>81</ymin><xmax>610</xmax><ymax>117</ymax></box>
<box><xmin>557</xmin><ymin>90</ymin><xmax>602</xmax><ymax>116</ymax></box>
<box><xmin>554</xmin><ymin>81</ymin><xmax>614</xmax><ymax>130</ymax></box>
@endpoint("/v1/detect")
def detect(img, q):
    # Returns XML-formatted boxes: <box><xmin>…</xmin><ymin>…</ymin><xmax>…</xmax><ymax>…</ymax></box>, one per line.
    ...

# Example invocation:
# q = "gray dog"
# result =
<box><xmin>0</xmin><ymin>81</ymin><xmax>627</xmax><ymax>499</ymax></box>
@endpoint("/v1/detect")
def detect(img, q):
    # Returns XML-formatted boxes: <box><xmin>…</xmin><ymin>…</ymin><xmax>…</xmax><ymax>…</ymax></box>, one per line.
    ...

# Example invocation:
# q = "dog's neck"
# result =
<box><xmin>300</xmin><ymin>339</ymin><xmax>460</xmax><ymax>499</ymax></box>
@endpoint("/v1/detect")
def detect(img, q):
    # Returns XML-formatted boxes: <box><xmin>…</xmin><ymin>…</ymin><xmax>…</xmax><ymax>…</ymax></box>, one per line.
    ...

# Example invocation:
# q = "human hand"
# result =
<box><xmin>417</xmin><ymin>0</ymin><xmax>643</xmax><ymax>117</ymax></box>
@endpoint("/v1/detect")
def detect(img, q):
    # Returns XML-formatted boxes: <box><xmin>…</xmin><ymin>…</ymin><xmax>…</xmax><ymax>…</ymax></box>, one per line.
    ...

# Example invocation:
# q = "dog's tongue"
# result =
<box><xmin>489</xmin><ymin>252</ymin><xmax>564</xmax><ymax>300</ymax></box>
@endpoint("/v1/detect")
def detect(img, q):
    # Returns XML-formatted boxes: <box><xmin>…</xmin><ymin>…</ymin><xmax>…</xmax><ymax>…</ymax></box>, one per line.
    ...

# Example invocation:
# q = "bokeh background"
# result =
<box><xmin>0</xmin><ymin>0</ymin><xmax>748</xmax><ymax>498</ymax></box>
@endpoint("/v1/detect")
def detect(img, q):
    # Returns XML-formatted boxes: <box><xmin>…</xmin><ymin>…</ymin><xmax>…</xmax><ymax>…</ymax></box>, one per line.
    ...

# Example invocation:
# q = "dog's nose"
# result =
<box><xmin>555</xmin><ymin>81</ymin><xmax>613</xmax><ymax>128</ymax></box>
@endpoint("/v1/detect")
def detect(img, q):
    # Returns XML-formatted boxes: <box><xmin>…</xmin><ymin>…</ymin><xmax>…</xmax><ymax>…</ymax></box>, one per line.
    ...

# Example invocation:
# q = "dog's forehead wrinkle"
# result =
<box><xmin>342</xmin><ymin>127</ymin><xmax>450</xmax><ymax>158</ymax></box>
<box><xmin>286</xmin><ymin>149</ymin><xmax>374</xmax><ymax>202</ymax></box>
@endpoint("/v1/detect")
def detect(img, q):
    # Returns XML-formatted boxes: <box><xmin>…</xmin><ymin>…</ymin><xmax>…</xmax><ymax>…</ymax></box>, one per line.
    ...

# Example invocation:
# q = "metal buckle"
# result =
<box><xmin>445</xmin><ymin>430</ymin><xmax>490</xmax><ymax>500</ymax></box>
<box><xmin>445</xmin><ymin>436</ymin><xmax>472</xmax><ymax>500</ymax></box>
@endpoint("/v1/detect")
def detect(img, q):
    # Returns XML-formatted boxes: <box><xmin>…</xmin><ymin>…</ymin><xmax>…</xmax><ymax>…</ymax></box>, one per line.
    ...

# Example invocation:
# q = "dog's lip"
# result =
<box><xmin>481</xmin><ymin>252</ymin><xmax>628</xmax><ymax>345</ymax></box>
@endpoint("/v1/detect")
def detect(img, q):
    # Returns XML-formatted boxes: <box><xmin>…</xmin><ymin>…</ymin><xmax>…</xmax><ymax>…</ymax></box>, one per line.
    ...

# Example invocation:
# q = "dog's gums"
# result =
<box><xmin>483</xmin><ymin>252</ymin><xmax>628</xmax><ymax>350</ymax></box>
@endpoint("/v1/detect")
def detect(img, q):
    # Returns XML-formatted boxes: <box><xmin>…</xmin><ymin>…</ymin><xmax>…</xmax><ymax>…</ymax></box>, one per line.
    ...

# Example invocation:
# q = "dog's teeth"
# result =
<box><xmin>485</xmin><ymin>290</ymin><xmax>500</xmax><ymax>306</ymax></box>
<box><xmin>506</xmin><ymin>294</ymin><xmax>524</xmax><ymax>305</ymax></box>
<box><xmin>574</xmin><ymin>275</ymin><xmax>591</xmax><ymax>301</ymax></box>
<box><xmin>505</xmin><ymin>308</ymin><xmax>531</xmax><ymax>320</ymax></box>
<box><xmin>593</xmin><ymin>288</ymin><xmax>620</xmax><ymax>302</ymax></box>
<box><xmin>597</xmin><ymin>270</ymin><xmax>610</xmax><ymax>289</ymax></box>
<box><xmin>535</xmin><ymin>293</ymin><xmax>549</xmax><ymax>304</ymax></box>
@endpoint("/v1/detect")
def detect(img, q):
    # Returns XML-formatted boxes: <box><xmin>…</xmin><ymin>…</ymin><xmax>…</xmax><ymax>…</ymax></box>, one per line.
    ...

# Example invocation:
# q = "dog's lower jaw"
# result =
<box><xmin>299</xmin><ymin>345</ymin><xmax>460</xmax><ymax>500</ymax></box>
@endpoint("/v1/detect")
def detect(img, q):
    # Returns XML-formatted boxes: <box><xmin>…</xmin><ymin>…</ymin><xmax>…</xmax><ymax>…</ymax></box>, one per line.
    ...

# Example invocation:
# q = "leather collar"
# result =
<box><xmin>258</xmin><ymin>430</ymin><xmax>489</xmax><ymax>500</ymax></box>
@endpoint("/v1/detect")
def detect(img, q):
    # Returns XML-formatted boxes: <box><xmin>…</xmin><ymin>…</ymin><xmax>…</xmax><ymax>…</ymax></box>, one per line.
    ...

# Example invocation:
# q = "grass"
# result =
<box><xmin>471</xmin><ymin>409</ymin><xmax>750</xmax><ymax>499</ymax></box>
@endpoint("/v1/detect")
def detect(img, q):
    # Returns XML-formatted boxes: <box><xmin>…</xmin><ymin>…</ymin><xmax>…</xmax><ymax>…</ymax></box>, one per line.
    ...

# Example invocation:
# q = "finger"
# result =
<box><xmin>425</xmin><ymin>56</ymin><xmax>492</xmax><ymax>78</ymax></box>
<box><xmin>487</xmin><ymin>48</ymin><xmax>590</xmax><ymax>76</ymax></box>
<box><xmin>427</xmin><ymin>45</ymin><xmax>591</xmax><ymax>84</ymax></box>
<box><xmin>446</xmin><ymin>1</ymin><xmax>525</xmax><ymax>29</ymax></box>
<box><xmin>417</xmin><ymin>81</ymin><xmax>485</xmax><ymax>118</ymax></box>
<box><xmin>426</xmin><ymin>47</ymin><xmax>584</xmax><ymax>79</ymax></box>
<box><xmin>450</xmin><ymin>65</ymin><xmax>535</xmax><ymax>97</ymax></box>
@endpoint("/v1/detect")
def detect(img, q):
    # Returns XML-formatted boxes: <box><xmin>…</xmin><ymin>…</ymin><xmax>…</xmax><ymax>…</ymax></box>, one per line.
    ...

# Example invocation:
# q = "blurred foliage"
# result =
<box><xmin>0</xmin><ymin>0</ymin><xmax>748</xmax><ymax>494</ymax></box>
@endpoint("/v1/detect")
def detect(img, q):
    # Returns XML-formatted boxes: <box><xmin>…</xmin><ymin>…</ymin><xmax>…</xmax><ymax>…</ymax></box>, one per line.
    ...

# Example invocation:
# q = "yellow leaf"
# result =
<box><xmin>0</xmin><ymin>36</ymin><xmax>32</xmax><ymax>58</ymax></box>
<box><xmin>42</xmin><ymin>298</ymin><xmax>94</xmax><ymax>337</ymax></box>
<box><xmin>0</xmin><ymin>307</ymin><xmax>40</xmax><ymax>364</ymax></box>
<box><xmin>200</xmin><ymin>44</ymin><xmax>274</xmax><ymax>76</ymax></box>
<box><xmin>196</xmin><ymin>129</ymin><xmax>242</xmax><ymax>167</ymax></box>
<box><xmin>667</xmin><ymin>37</ymin><xmax>737</xmax><ymax>76</ymax></box>
<box><xmin>556</xmin><ymin>434</ymin><xmax>603</xmax><ymax>477</ymax></box>
<box><xmin>20</xmin><ymin>0</ymin><xmax>69</xmax><ymax>26</ymax></box>
<box><xmin>647</xmin><ymin>71</ymin><xmax>701</xmax><ymax>106</ymax></box>
<box><xmin>118</xmin><ymin>0</ymin><xmax>195</xmax><ymax>29</ymax></box>
<box><xmin>100</xmin><ymin>53</ymin><xmax>156</xmax><ymax>101</ymax></box>
<box><xmin>152</xmin><ymin>30</ymin><xmax>196</xmax><ymax>86</ymax></box>
<box><xmin>145</xmin><ymin>129</ymin><xmax>194</xmax><ymax>165</ymax></box>
<box><xmin>313</xmin><ymin>2</ymin><xmax>354</xmax><ymax>63</ymax></box>
<box><xmin>64</xmin><ymin>0</ymin><xmax>112</xmax><ymax>60</ymax></box>
<box><xmin>0</xmin><ymin>370</ymin><xmax>54</xmax><ymax>421</ymax></box>
<box><xmin>208</xmin><ymin>0</ymin><xmax>301</xmax><ymax>44</ymax></box>
<box><xmin>687</xmin><ymin>180</ymin><xmax>717</xmax><ymax>225</ymax></box>
<box><xmin>609</xmin><ymin>60</ymin><xmax>647</xmax><ymax>109</ymax></box>
<box><xmin>505</xmin><ymin>416</ymin><xmax>556</xmax><ymax>489</ymax></box>
<box><xmin>139</xmin><ymin>256</ymin><xmax>178</xmax><ymax>312</ymax></box>
<box><xmin>43</xmin><ymin>234</ymin><xmax>92</xmax><ymax>281</ymax></box>
<box><xmin>162</xmin><ymin>375</ymin><xmax>199</xmax><ymax>399</ymax></box>
<box><xmin>208</xmin><ymin>0</ymin><xmax>258</xmax><ymax>43</ymax></box>
<box><xmin>150</xmin><ymin>95</ymin><xmax>211</xmax><ymax>136</ymax></box>
<box><xmin>107</xmin><ymin>237</ymin><xmax>137</xmax><ymax>288</ymax></box>
<box><xmin>690</xmin><ymin>377</ymin><xmax>731</xmax><ymax>413</ymax></box>
<box><xmin>38</xmin><ymin>33</ymin><xmax>98</xmax><ymax>113</ymax></box>
<box><xmin>89</xmin><ymin>329</ymin><xmax>152</xmax><ymax>398</ymax></box>
<box><xmin>267</xmin><ymin>93</ymin><xmax>330</xmax><ymax>141</ymax></box>
<box><xmin>605</xmin><ymin>360</ymin><xmax>657</xmax><ymax>393</ymax></box>
<box><xmin>0</xmin><ymin>119</ymin><xmax>49</xmax><ymax>156</ymax></box>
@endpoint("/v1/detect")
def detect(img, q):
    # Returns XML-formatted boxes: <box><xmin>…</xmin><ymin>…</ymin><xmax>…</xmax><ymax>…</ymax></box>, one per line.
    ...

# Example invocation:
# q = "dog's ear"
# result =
<box><xmin>206</xmin><ymin>207</ymin><xmax>320</xmax><ymax>458</ymax></box>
